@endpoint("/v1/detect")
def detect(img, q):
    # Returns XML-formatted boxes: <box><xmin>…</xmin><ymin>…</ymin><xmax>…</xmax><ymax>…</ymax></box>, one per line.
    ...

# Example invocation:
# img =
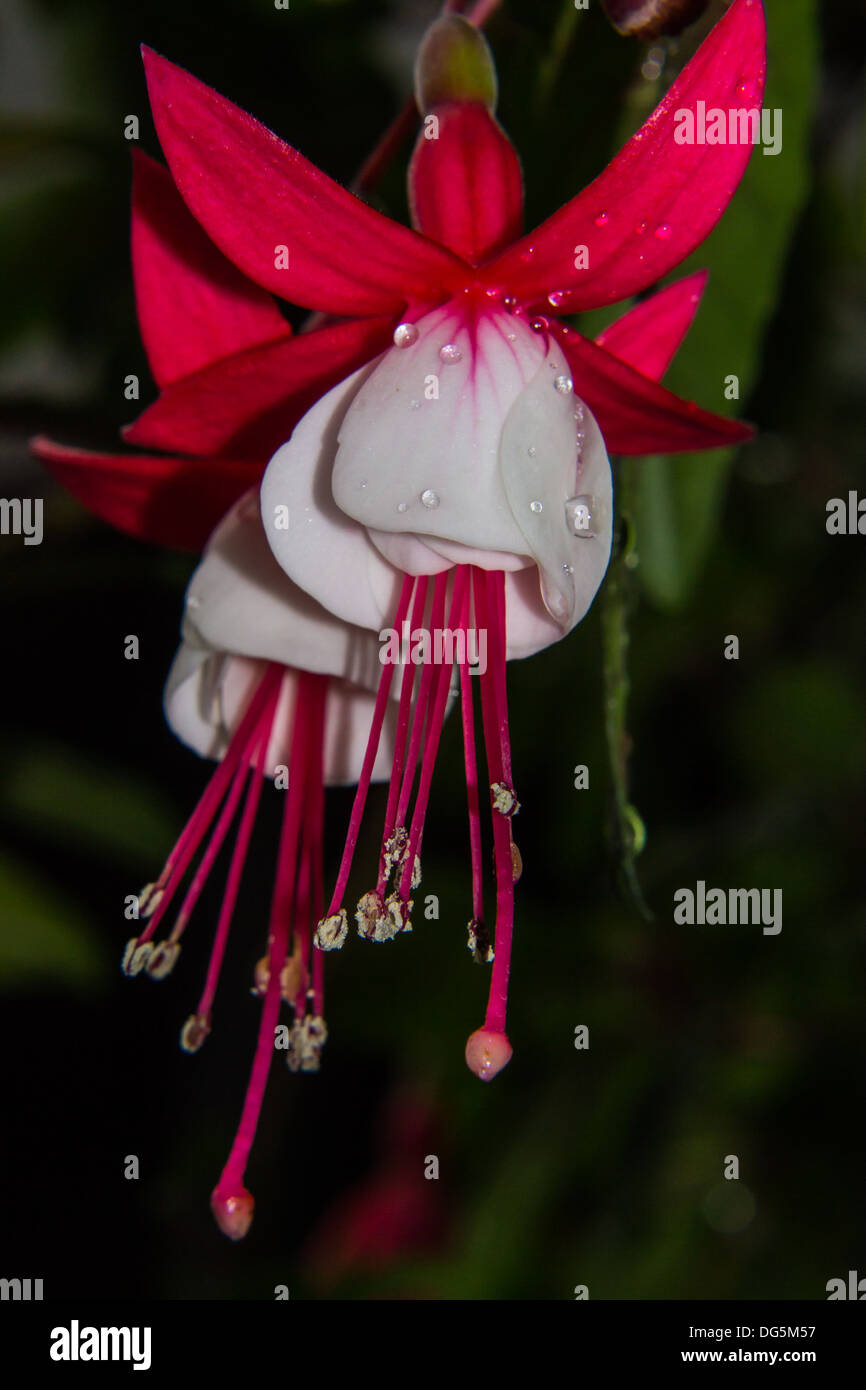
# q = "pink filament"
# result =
<box><xmin>459</xmin><ymin>574</ymin><xmax>485</xmax><ymax>925</ymax></box>
<box><xmin>214</xmin><ymin>671</ymin><xmax>326</xmax><ymax>1199</ymax></box>
<box><xmin>323</xmin><ymin>575</ymin><xmax>415</xmax><ymax>915</ymax></box>
<box><xmin>476</xmin><ymin>569</ymin><xmax>515</xmax><ymax>1035</ymax></box>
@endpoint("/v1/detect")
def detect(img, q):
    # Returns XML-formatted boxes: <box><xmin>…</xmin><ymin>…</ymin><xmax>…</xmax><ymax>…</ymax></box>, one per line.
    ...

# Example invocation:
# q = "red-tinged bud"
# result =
<box><xmin>211</xmin><ymin>1185</ymin><xmax>255</xmax><ymax>1241</ymax></box>
<box><xmin>414</xmin><ymin>15</ymin><xmax>498</xmax><ymax>114</ymax></box>
<box><xmin>601</xmin><ymin>0</ymin><xmax>710</xmax><ymax>40</ymax></box>
<box><xmin>465</xmin><ymin>1027</ymin><xmax>512</xmax><ymax>1081</ymax></box>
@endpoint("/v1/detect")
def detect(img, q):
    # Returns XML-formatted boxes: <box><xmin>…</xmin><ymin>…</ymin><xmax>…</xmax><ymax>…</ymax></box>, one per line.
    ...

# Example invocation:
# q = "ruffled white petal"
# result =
<box><xmin>260</xmin><ymin>367</ymin><xmax>404</xmax><ymax>631</ymax></box>
<box><xmin>164</xmin><ymin>650</ymin><xmax>400</xmax><ymax>786</ymax></box>
<box><xmin>499</xmin><ymin>352</ymin><xmax>612</xmax><ymax>631</ymax></box>
<box><xmin>332</xmin><ymin>302</ymin><xmax>547</xmax><ymax>558</ymax></box>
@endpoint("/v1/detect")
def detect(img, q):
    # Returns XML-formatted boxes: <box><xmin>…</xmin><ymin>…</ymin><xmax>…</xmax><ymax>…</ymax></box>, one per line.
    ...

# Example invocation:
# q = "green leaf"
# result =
<box><xmin>635</xmin><ymin>0</ymin><xmax>817</xmax><ymax>608</ymax></box>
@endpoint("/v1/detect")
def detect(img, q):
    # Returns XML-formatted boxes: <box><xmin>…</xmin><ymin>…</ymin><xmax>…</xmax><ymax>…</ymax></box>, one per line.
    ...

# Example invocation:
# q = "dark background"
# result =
<box><xmin>1</xmin><ymin>0</ymin><xmax>864</xmax><ymax>1299</ymax></box>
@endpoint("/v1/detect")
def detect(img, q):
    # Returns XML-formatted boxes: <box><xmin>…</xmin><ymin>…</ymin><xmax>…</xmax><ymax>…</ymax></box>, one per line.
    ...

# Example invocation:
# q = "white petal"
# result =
<box><xmin>503</xmin><ymin>569</ymin><xmax>568</xmax><ymax>659</ymax></box>
<box><xmin>260</xmin><ymin>368</ymin><xmax>404</xmax><ymax>630</ymax></box>
<box><xmin>332</xmin><ymin>302</ymin><xmax>546</xmax><ymax>558</ymax></box>
<box><xmin>164</xmin><ymin>650</ymin><xmax>400</xmax><ymax>787</ymax></box>
<box><xmin>184</xmin><ymin>489</ymin><xmax>385</xmax><ymax>690</ymax></box>
<box><xmin>499</xmin><ymin>356</ymin><xmax>612</xmax><ymax>631</ymax></box>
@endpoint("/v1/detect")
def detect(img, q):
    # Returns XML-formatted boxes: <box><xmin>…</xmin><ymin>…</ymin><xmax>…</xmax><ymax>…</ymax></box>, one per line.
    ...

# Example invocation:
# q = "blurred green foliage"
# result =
<box><xmin>0</xmin><ymin>0</ymin><xmax>863</xmax><ymax>1302</ymax></box>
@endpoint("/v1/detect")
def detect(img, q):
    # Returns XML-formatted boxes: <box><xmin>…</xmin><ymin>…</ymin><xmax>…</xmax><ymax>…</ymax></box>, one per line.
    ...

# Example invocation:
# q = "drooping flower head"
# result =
<box><xmin>33</xmin><ymin>0</ymin><xmax>767</xmax><ymax>1238</ymax></box>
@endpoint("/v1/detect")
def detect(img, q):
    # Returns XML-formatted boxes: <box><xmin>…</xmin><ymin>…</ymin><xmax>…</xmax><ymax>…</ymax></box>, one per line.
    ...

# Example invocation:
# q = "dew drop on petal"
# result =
<box><xmin>410</xmin><ymin>398</ymin><xmax>421</xmax><ymax>410</ymax></box>
<box><xmin>529</xmin><ymin>500</ymin><xmax>543</xmax><ymax>514</ymax></box>
<box><xmin>527</xmin><ymin>446</ymin><xmax>537</xmax><ymax>458</ymax></box>
<box><xmin>554</xmin><ymin>374</ymin><xmax>574</xmax><ymax>395</ymax></box>
<box><xmin>654</xmin><ymin>223</ymin><xmax>672</xmax><ymax>240</ymax></box>
<box><xmin>565</xmin><ymin>495</ymin><xmax>596</xmax><ymax>537</ymax></box>
<box><xmin>439</xmin><ymin>342</ymin><xmax>462</xmax><ymax>364</ymax></box>
<box><xmin>635</xmin><ymin>220</ymin><xmax>648</xmax><ymax>235</ymax></box>
<box><xmin>530</xmin><ymin>316</ymin><xmax>550</xmax><ymax>334</ymax></box>
<box><xmin>503</xmin><ymin>295</ymin><xmax>518</xmax><ymax>313</ymax></box>
<box><xmin>397</xmin><ymin>501</ymin><xmax>408</xmax><ymax>513</ymax></box>
<box><xmin>393</xmin><ymin>322</ymin><xmax>418</xmax><ymax>348</ymax></box>
<box><xmin>420</xmin><ymin>489</ymin><xmax>440</xmax><ymax>509</ymax></box>
<box><xmin>594</xmin><ymin>210</ymin><xmax>610</xmax><ymax>227</ymax></box>
<box><xmin>573</xmin><ymin>403</ymin><xmax>585</xmax><ymax>424</ymax></box>
<box><xmin>547</xmin><ymin>290</ymin><xmax>566</xmax><ymax>308</ymax></box>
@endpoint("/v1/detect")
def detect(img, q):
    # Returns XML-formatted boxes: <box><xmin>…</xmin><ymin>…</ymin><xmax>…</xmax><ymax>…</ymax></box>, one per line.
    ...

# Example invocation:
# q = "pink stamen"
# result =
<box><xmin>459</xmin><ymin>576</ymin><xmax>485</xmax><ymax>925</ymax></box>
<box><xmin>196</xmin><ymin>708</ymin><xmax>273</xmax><ymax>1022</ymax></box>
<box><xmin>323</xmin><ymin>576</ymin><xmax>415</xmax><ymax>916</ymax></box>
<box><xmin>398</xmin><ymin>568</ymin><xmax>470</xmax><ymax>900</ymax></box>
<box><xmin>475</xmin><ymin>569</ymin><xmax>515</xmax><ymax>1039</ymax></box>
<box><xmin>138</xmin><ymin>666</ymin><xmax>282</xmax><ymax>943</ymax></box>
<box><xmin>211</xmin><ymin>671</ymin><xmax>327</xmax><ymax>1238</ymax></box>
<box><xmin>374</xmin><ymin>577</ymin><xmax>429</xmax><ymax>892</ymax></box>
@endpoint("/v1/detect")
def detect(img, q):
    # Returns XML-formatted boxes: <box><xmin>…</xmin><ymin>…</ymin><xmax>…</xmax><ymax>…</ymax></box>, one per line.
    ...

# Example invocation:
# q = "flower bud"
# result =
<box><xmin>601</xmin><ymin>0</ymin><xmax>710</xmax><ymax>40</ymax></box>
<box><xmin>414</xmin><ymin>16</ymin><xmax>497</xmax><ymax>115</ymax></box>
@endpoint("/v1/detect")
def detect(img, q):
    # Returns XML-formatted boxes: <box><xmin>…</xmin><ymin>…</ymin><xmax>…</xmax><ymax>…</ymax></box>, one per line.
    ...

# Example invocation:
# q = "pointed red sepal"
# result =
<box><xmin>31</xmin><ymin>437</ymin><xmax>254</xmax><ymax>550</ymax></box>
<box><xmin>552</xmin><ymin>325</ymin><xmax>754</xmax><ymax>455</ymax></box>
<box><xmin>142</xmin><ymin>47</ymin><xmax>470</xmax><ymax>316</ymax></box>
<box><xmin>409</xmin><ymin>102</ymin><xmax>523</xmax><ymax>264</ymax></box>
<box><xmin>123</xmin><ymin>315</ymin><xmax>395</xmax><ymax>460</ymax></box>
<box><xmin>595</xmin><ymin>270</ymin><xmax>708</xmax><ymax>383</ymax></box>
<box><xmin>131</xmin><ymin>150</ymin><xmax>291</xmax><ymax>389</ymax></box>
<box><xmin>479</xmin><ymin>0</ymin><xmax>766</xmax><ymax>311</ymax></box>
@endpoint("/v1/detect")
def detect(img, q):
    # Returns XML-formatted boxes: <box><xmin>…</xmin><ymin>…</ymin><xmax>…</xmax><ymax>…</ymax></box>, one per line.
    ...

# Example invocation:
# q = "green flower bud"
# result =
<box><xmin>414</xmin><ymin>15</ymin><xmax>497</xmax><ymax>115</ymax></box>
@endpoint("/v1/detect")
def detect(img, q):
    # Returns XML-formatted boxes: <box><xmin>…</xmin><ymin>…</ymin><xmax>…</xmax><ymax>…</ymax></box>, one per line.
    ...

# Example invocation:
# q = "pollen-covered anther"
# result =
<box><xmin>137</xmin><ymin>883</ymin><xmax>164</xmax><ymax>919</ymax></box>
<box><xmin>384</xmin><ymin>892</ymin><xmax>413</xmax><ymax>939</ymax></box>
<box><xmin>180</xmin><ymin>1013</ymin><xmax>211</xmax><ymax>1053</ymax></box>
<box><xmin>467</xmin><ymin>918</ymin><xmax>494</xmax><ymax>965</ymax></box>
<box><xmin>356</xmin><ymin>890</ymin><xmax>386</xmax><ymax>941</ymax></box>
<box><xmin>490</xmin><ymin>782</ymin><xmax>520</xmax><ymax>817</ymax></box>
<box><xmin>286</xmin><ymin>1015</ymin><xmax>328</xmax><ymax>1073</ymax></box>
<box><xmin>211</xmin><ymin>1185</ymin><xmax>255</xmax><ymax>1242</ymax></box>
<box><xmin>465</xmin><ymin>1027</ymin><xmax>513</xmax><ymax>1082</ymax></box>
<box><xmin>145</xmin><ymin>941</ymin><xmax>181</xmax><ymax>979</ymax></box>
<box><xmin>510</xmin><ymin>840</ymin><xmax>523</xmax><ymax>884</ymax></box>
<box><xmin>279</xmin><ymin>954</ymin><xmax>305</xmax><ymax>1005</ymax></box>
<box><xmin>251</xmin><ymin>954</ymin><xmax>270</xmax><ymax>997</ymax></box>
<box><xmin>315</xmin><ymin>910</ymin><xmax>349</xmax><ymax>951</ymax></box>
<box><xmin>122</xmin><ymin>938</ymin><xmax>154</xmax><ymax>976</ymax></box>
<box><xmin>383</xmin><ymin>826</ymin><xmax>408</xmax><ymax>875</ymax></box>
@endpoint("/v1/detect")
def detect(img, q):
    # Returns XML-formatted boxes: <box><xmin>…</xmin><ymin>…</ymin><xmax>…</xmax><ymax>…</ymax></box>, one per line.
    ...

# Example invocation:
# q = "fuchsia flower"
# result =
<box><xmin>34</xmin><ymin>0</ymin><xmax>766</xmax><ymax>1239</ymax></box>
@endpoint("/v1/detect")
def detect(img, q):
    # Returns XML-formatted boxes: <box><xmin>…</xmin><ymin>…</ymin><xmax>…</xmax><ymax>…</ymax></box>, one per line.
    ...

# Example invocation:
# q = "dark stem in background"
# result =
<box><xmin>602</xmin><ymin>456</ymin><xmax>653</xmax><ymax>921</ymax></box>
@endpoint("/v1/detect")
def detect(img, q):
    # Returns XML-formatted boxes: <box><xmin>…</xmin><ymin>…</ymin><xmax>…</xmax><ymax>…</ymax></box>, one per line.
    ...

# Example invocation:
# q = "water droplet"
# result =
<box><xmin>554</xmin><ymin>374</ymin><xmax>573</xmax><ymax>395</ymax></box>
<box><xmin>519</xmin><ymin>245</ymin><xmax>536</xmax><ymax>263</ymax></box>
<box><xmin>393</xmin><ymin>322</ymin><xmax>418</xmax><ymax>348</ymax></box>
<box><xmin>397</xmin><ymin>502</ymin><xmax>408</xmax><ymax>514</ymax></box>
<box><xmin>410</xmin><ymin>398</ymin><xmax>421</xmax><ymax>410</ymax></box>
<box><xmin>565</xmin><ymin>495</ymin><xmax>596</xmax><ymax>537</ymax></box>
<box><xmin>527</xmin><ymin>446</ymin><xmax>537</xmax><ymax>458</ymax></box>
<box><xmin>547</xmin><ymin>290</ymin><xmax>566</xmax><ymax>308</ymax></box>
<box><xmin>420</xmin><ymin>489</ymin><xmax>440</xmax><ymax>509</ymax></box>
<box><xmin>562</xmin><ymin>562</ymin><xmax>574</xmax><ymax>575</ymax></box>
<box><xmin>529</xmin><ymin>500</ymin><xmax>543</xmax><ymax>514</ymax></box>
<box><xmin>506</xmin><ymin>332</ymin><xmax>517</xmax><ymax>341</ymax></box>
<box><xmin>654</xmin><ymin>223</ymin><xmax>672</xmax><ymax>240</ymax></box>
<box><xmin>439</xmin><ymin>342</ymin><xmax>462</xmax><ymax>364</ymax></box>
<box><xmin>573</xmin><ymin>404</ymin><xmax>585</xmax><ymax>424</ymax></box>
<box><xmin>359</xmin><ymin>479</ymin><xmax>368</xmax><ymax>489</ymax></box>
<box><xmin>635</xmin><ymin>220</ymin><xmax>648</xmax><ymax>236</ymax></box>
<box><xmin>503</xmin><ymin>295</ymin><xmax>517</xmax><ymax>313</ymax></box>
<box><xmin>594</xmin><ymin>211</ymin><xmax>609</xmax><ymax>227</ymax></box>
<box><xmin>530</xmin><ymin>316</ymin><xmax>550</xmax><ymax>333</ymax></box>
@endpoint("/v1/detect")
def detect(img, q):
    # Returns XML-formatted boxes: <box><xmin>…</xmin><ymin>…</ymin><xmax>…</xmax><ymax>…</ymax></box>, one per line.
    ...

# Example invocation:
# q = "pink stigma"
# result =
<box><xmin>465</xmin><ymin>1027</ymin><xmax>512</xmax><ymax>1081</ymax></box>
<box><xmin>211</xmin><ymin>1185</ymin><xmax>255</xmax><ymax>1241</ymax></box>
